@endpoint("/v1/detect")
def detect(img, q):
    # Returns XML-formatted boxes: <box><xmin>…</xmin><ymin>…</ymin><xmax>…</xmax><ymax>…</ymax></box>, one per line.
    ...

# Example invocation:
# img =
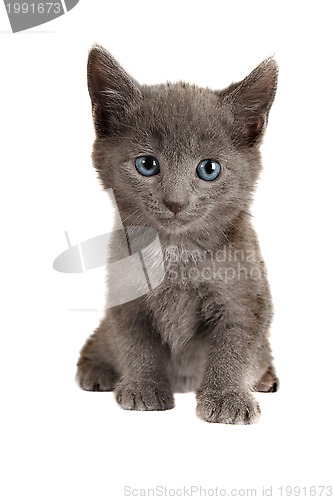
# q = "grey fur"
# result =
<box><xmin>77</xmin><ymin>45</ymin><xmax>279</xmax><ymax>424</ymax></box>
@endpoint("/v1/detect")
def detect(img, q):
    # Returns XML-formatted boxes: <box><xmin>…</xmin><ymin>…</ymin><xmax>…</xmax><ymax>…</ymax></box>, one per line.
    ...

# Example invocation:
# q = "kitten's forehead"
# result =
<box><xmin>132</xmin><ymin>83</ymin><xmax>233</xmax><ymax>161</ymax></box>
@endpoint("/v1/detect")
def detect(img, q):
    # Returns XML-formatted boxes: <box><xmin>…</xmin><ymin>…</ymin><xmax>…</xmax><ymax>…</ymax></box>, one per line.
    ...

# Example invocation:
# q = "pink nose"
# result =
<box><xmin>164</xmin><ymin>200</ymin><xmax>187</xmax><ymax>214</ymax></box>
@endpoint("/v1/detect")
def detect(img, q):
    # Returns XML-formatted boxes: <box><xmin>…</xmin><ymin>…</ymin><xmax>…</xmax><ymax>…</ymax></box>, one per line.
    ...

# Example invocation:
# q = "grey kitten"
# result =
<box><xmin>76</xmin><ymin>45</ymin><xmax>279</xmax><ymax>424</ymax></box>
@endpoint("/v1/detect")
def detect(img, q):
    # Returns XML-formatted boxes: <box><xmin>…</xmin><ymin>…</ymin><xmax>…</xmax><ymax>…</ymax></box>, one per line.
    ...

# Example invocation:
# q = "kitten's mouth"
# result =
<box><xmin>142</xmin><ymin>205</ymin><xmax>194</xmax><ymax>233</ymax></box>
<box><xmin>157</xmin><ymin>213</ymin><xmax>194</xmax><ymax>233</ymax></box>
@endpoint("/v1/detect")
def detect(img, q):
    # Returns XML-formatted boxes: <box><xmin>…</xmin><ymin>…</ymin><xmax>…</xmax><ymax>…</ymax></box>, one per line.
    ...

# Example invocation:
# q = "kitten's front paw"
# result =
<box><xmin>196</xmin><ymin>389</ymin><xmax>261</xmax><ymax>424</ymax></box>
<box><xmin>115</xmin><ymin>380</ymin><xmax>175</xmax><ymax>411</ymax></box>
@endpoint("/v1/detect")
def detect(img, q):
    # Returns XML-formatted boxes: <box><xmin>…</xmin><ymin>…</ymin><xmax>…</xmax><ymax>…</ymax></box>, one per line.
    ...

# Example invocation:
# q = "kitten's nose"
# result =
<box><xmin>163</xmin><ymin>200</ymin><xmax>187</xmax><ymax>215</ymax></box>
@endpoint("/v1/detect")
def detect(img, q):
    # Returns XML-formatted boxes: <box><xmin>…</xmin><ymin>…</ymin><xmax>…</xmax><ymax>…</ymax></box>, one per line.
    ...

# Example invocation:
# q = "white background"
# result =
<box><xmin>1</xmin><ymin>1</ymin><xmax>333</xmax><ymax>499</ymax></box>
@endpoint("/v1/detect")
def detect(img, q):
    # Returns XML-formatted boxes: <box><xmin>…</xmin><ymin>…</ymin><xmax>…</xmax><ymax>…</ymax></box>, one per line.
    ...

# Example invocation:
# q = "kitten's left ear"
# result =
<box><xmin>222</xmin><ymin>57</ymin><xmax>278</xmax><ymax>147</ymax></box>
<box><xmin>87</xmin><ymin>45</ymin><xmax>141</xmax><ymax>137</ymax></box>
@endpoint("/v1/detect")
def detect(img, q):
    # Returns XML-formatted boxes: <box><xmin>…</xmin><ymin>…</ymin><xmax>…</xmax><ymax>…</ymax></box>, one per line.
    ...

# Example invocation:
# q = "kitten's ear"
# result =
<box><xmin>87</xmin><ymin>45</ymin><xmax>141</xmax><ymax>137</ymax></box>
<box><xmin>223</xmin><ymin>57</ymin><xmax>278</xmax><ymax>147</ymax></box>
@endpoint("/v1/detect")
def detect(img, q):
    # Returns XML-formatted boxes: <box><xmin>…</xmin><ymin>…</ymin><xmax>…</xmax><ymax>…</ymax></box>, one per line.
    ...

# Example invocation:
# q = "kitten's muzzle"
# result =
<box><xmin>163</xmin><ymin>200</ymin><xmax>188</xmax><ymax>215</ymax></box>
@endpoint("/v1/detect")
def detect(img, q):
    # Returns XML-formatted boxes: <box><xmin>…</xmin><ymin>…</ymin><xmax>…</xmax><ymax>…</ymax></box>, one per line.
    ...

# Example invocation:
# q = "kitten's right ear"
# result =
<box><xmin>87</xmin><ymin>45</ymin><xmax>141</xmax><ymax>137</ymax></box>
<box><xmin>221</xmin><ymin>57</ymin><xmax>278</xmax><ymax>147</ymax></box>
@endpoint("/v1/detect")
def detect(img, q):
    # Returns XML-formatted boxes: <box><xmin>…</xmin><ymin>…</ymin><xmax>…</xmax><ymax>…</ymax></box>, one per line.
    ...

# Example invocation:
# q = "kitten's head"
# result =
<box><xmin>87</xmin><ymin>45</ymin><xmax>277</xmax><ymax>236</ymax></box>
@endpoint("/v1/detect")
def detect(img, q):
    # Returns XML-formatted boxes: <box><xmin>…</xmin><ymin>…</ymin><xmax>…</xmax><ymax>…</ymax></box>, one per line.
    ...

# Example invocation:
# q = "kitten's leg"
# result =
<box><xmin>196</xmin><ymin>312</ymin><xmax>266</xmax><ymax>424</ymax></box>
<box><xmin>76</xmin><ymin>321</ymin><xmax>120</xmax><ymax>391</ymax></box>
<box><xmin>77</xmin><ymin>301</ymin><xmax>174</xmax><ymax>411</ymax></box>
<box><xmin>111</xmin><ymin>303</ymin><xmax>174</xmax><ymax>411</ymax></box>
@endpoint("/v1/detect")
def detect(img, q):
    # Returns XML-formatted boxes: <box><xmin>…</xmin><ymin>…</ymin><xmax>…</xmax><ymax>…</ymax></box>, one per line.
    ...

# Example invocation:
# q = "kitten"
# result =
<box><xmin>76</xmin><ymin>45</ymin><xmax>279</xmax><ymax>424</ymax></box>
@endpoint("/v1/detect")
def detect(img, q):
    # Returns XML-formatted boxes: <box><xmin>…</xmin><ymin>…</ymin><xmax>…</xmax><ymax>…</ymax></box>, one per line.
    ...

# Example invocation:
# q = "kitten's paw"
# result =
<box><xmin>196</xmin><ymin>389</ymin><xmax>261</xmax><ymax>424</ymax></box>
<box><xmin>76</xmin><ymin>358</ymin><xmax>118</xmax><ymax>391</ymax></box>
<box><xmin>253</xmin><ymin>366</ymin><xmax>280</xmax><ymax>393</ymax></box>
<box><xmin>115</xmin><ymin>380</ymin><xmax>175</xmax><ymax>411</ymax></box>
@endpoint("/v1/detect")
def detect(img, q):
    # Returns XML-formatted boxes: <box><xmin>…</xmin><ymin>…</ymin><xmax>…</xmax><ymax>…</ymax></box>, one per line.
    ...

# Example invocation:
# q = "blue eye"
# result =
<box><xmin>196</xmin><ymin>159</ymin><xmax>221</xmax><ymax>181</ymax></box>
<box><xmin>135</xmin><ymin>156</ymin><xmax>160</xmax><ymax>177</ymax></box>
